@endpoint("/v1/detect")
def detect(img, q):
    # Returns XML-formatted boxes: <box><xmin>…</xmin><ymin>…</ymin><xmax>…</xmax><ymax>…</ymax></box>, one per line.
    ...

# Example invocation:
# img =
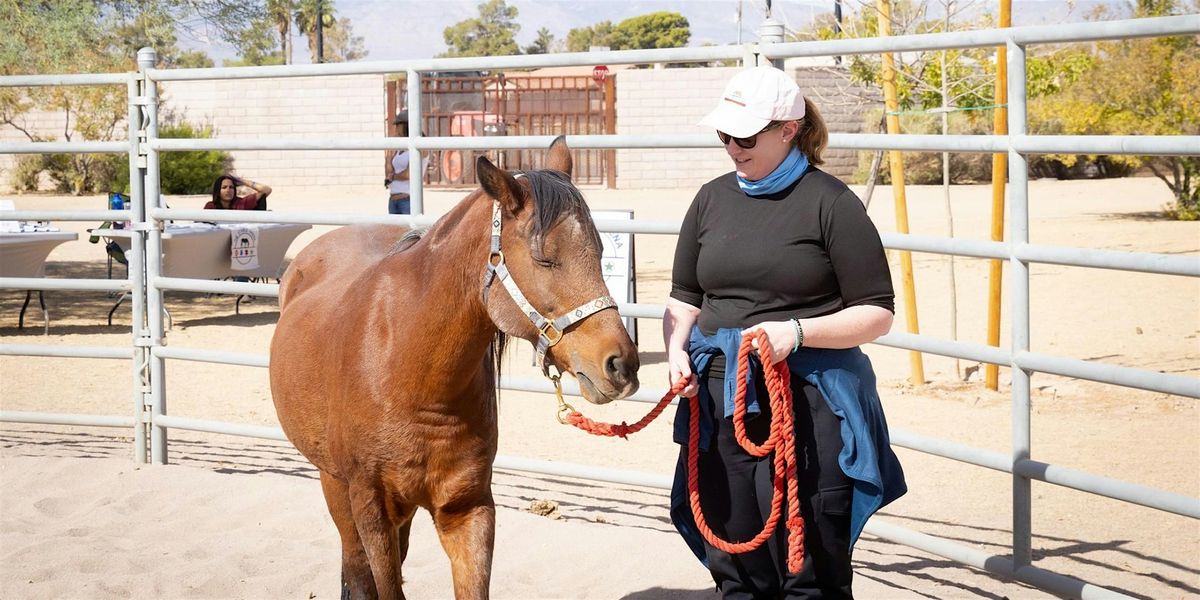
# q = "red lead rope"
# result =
<box><xmin>560</xmin><ymin>330</ymin><xmax>806</xmax><ymax>573</ymax></box>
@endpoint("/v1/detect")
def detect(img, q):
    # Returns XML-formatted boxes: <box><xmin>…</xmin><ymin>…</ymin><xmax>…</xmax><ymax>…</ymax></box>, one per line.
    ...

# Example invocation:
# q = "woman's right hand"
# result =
<box><xmin>667</xmin><ymin>349</ymin><xmax>698</xmax><ymax>398</ymax></box>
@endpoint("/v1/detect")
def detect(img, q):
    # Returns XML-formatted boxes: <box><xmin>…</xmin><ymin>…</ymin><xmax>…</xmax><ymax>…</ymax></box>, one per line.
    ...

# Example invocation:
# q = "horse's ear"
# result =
<box><xmin>477</xmin><ymin>155</ymin><xmax>524</xmax><ymax>212</ymax></box>
<box><xmin>546</xmin><ymin>135</ymin><xmax>573</xmax><ymax>179</ymax></box>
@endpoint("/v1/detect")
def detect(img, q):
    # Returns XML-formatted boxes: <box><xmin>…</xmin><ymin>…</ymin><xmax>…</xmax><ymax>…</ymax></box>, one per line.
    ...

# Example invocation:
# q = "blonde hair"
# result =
<box><xmin>792</xmin><ymin>98</ymin><xmax>828</xmax><ymax>166</ymax></box>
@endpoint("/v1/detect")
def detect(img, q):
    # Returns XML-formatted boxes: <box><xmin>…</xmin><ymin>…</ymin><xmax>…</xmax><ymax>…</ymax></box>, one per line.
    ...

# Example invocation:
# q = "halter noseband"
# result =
<box><xmin>481</xmin><ymin>178</ymin><xmax>617</xmax><ymax>374</ymax></box>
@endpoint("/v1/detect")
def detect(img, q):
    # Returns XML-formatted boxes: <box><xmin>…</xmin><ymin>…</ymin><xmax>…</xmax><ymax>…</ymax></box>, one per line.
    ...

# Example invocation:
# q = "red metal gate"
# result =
<box><xmin>385</xmin><ymin>74</ymin><xmax>616</xmax><ymax>187</ymax></box>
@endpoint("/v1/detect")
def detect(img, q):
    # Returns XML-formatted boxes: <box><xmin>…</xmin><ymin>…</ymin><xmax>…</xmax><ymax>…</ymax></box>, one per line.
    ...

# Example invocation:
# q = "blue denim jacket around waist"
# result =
<box><xmin>670</xmin><ymin>326</ymin><xmax>907</xmax><ymax>563</ymax></box>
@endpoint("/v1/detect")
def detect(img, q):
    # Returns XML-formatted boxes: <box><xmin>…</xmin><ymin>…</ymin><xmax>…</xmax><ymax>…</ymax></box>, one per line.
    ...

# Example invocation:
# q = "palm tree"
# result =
<box><xmin>293</xmin><ymin>0</ymin><xmax>332</xmax><ymax>64</ymax></box>
<box><xmin>266</xmin><ymin>0</ymin><xmax>294</xmax><ymax>65</ymax></box>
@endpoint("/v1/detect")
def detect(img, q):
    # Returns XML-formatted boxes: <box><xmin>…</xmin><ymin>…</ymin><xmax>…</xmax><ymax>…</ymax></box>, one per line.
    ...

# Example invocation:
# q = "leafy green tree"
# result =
<box><xmin>224</xmin><ymin>15</ymin><xmax>285</xmax><ymax>66</ymax></box>
<box><xmin>568</xmin><ymin>12</ymin><xmax>690</xmax><ymax>53</ymax></box>
<box><xmin>294</xmin><ymin>0</ymin><xmax>366</xmax><ymax>63</ymax></box>
<box><xmin>612</xmin><ymin>11</ymin><xmax>690</xmax><ymax>50</ymax></box>
<box><xmin>320</xmin><ymin>17</ymin><xmax>368</xmax><ymax>62</ymax></box>
<box><xmin>525</xmin><ymin>27</ymin><xmax>555</xmax><ymax>55</ymax></box>
<box><xmin>267</xmin><ymin>0</ymin><xmax>295</xmax><ymax>64</ymax></box>
<box><xmin>2</xmin><ymin>0</ymin><xmax>127</xmax><ymax>193</ymax></box>
<box><xmin>106</xmin><ymin>119</ymin><xmax>233</xmax><ymax>194</ymax></box>
<box><xmin>1</xmin><ymin>0</ymin><xmax>250</xmax><ymax>192</ymax></box>
<box><xmin>797</xmin><ymin>2</ymin><xmax>994</xmax><ymax>112</ymax></box>
<box><xmin>1029</xmin><ymin>0</ymin><xmax>1200</xmax><ymax>218</ymax></box>
<box><xmin>175</xmin><ymin>51</ymin><xmax>215</xmax><ymax>69</ymax></box>
<box><xmin>566</xmin><ymin>21</ymin><xmax>616</xmax><ymax>52</ymax></box>
<box><xmin>440</xmin><ymin>0</ymin><xmax>520</xmax><ymax>58</ymax></box>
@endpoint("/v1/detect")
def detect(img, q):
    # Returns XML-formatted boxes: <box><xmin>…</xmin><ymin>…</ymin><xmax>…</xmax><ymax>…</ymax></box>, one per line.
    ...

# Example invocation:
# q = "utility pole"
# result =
<box><xmin>834</xmin><ymin>0</ymin><xmax>844</xmax><ymax>65</ymax></box>
<box><xmin>737</xmin><ymin>0</ymin><xmax>743</xmax><ymax>45</ymax></box>
<box><xmin>316</xmin><ymin>0</ymin><xmax>325</xmax><ymax>64</ymax></box>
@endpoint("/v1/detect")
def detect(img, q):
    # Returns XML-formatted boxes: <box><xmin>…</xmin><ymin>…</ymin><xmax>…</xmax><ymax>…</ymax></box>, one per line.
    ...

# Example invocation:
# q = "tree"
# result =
<box><xmin>175</xmin><ymin>51</ymin><xmax>215</xmax><ymax>69</ymax></box>
<box><xmin>798</xmin><ymin>1</ymin><xmax>995</xmax><ymax>113</ymax></box>
<box><xmin>2</xmin><ymin>0</ymin><xmax>128</xmax><ymax>193</ymax></box>
<box><xmin>319</xmin><ymin>17</ymin><xmax>368</xmax><ymax>62</ymax></box>
<box><xmin>1029</xmin><ymin>0</ymin><xmax>1200</xmax><ymax>218</ymax></box>
<box><xmin>293</xmin><ymin>0</ymin><xmax>330</xmax><ymax>62</ymax></box>
<box><xmin>1</xmin><ymin>0</ymin><xmax>249</xmax><ymax>192</ymax></box>
<box><xmin>612</xmin><ymin>11</ymin><xmax>690</xmax><ymax>50</ymax></box>
<box><xmin>440</xmin><ymin>0</ymin><xmax>520</xmax><ymax>58</ymax></box>
<box><xmin>566</xmin><ymin>21</ymin><xmax>616</xmax><ymax>52</ymax></box>
<box><xmin>267</xmin><ymin>0</ymin><xmax>295</xmax><ymax>64</ymax></box>
<box><xmin>524</xmin><ymin>27</ymin><xmax>554</xmax><ymax>55</ymax></box>
<box><xmin>567</xmin><ymin>12</ymin><xmax>690</xmax><ymax>52</ymax></box>
<box><xmin>224</xmin><ymin>15</ymin><xmax>285</xmax><ymax>66</ymax></box>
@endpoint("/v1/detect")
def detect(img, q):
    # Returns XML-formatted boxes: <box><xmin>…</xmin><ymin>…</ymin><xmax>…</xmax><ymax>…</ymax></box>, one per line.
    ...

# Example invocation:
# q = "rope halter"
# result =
<box><xmin>481</xmin><ymin>185</ymin><xmax>617</xmax><ymax>375</ymax></box>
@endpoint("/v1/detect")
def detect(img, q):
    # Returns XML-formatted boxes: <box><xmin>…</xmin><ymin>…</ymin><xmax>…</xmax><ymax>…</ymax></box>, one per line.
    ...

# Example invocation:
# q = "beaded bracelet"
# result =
<box><xmin>790</xmin><ymin>318</ymin><xmax>804</xmax><ymax>353</ymax></box>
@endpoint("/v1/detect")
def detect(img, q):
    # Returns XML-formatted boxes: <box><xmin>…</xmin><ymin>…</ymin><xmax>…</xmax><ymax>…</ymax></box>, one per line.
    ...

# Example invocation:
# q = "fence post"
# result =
<box><xmin>126</xmin><ymin>73</ymin><xmax>149</xmax><ymax>464</ymax></box>
<box><xmin>756</xmin><ymin>17</ymin><xmax>785</xmax><ymax>68</ymax></box>
<box><xmin>1006</xmin><ymin>39</ymin><xmax>1033</xmax><ymax>569</ymax></box>
<box><xmin>137</xmin><ymin>47</ymin><xmax>169</xmax><ymax>465</ymax></box>
<box><xmin>407</xmin><ymin>69</ymin><xmax>423</xmax><ymax>216</ymax></box>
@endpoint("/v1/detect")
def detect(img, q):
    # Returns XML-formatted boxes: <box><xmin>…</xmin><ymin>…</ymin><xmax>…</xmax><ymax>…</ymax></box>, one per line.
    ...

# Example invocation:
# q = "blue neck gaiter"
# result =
<box><xmin>737</xmin><ymin>147</ymin><xmax>809</xmax><ymax>196</ymax></box>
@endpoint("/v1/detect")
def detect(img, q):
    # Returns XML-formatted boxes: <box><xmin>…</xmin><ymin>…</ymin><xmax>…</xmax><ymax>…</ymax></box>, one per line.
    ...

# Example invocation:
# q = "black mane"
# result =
<box><xmin>516</xmin><ymin>169</ymin><xmax>602</xmax><ymax>262</ymax></box>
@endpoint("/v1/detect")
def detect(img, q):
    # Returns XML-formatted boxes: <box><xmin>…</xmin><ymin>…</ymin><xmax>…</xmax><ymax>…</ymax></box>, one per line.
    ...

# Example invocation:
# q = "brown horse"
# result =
<box><xmin>269</xmin><ymin>138</ymin><xmax>639</xmax><ymax>600</ymax></box>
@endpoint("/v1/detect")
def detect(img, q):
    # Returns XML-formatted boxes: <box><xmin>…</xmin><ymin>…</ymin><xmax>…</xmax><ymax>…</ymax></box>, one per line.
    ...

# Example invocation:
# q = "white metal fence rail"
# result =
<box><xmin>2</xmin><ymin>15</ymin><xmax>1198</xmax><ymax>599</ymax></box>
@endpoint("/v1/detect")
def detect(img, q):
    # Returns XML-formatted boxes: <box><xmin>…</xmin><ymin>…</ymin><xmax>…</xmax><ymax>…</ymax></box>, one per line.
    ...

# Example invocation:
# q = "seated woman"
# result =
<box><xmin>205</xmin><ymin>175</ymin><xmax>271</xmax><ymax>210</ymax></box>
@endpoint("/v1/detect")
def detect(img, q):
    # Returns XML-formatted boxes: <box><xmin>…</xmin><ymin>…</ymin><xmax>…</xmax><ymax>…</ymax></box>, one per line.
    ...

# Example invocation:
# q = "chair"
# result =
<box><xmin>88</xmin><ymin>221</ymin><xmax>129</xmax><ymax>280</ymax></box>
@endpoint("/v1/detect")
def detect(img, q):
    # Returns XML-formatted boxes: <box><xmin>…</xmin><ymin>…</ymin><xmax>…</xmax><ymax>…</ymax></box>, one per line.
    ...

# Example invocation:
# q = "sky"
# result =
<box><xmin>177</xmin><ymin>0</ymin><xmax>1122</xmax><ymax>65</ymax></box>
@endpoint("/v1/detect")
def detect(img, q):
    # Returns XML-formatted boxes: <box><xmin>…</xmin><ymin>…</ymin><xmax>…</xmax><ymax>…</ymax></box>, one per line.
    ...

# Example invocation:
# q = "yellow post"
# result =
<box><xmin>877</xmin><ymin>0</ymin><xmax>925</xmax><ymax>385</ymax></box>
<box><xmin>985</xmin><ymin>0</ymin><xmax>1011</xmax><ymax>390</ymax></box>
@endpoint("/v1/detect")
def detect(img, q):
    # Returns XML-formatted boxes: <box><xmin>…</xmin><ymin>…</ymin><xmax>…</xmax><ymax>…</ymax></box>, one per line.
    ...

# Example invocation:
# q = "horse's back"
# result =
<box><xmin>279</xmin><ymin>224</ymin><xmax>412</xmax><ymax>309</ymax></box>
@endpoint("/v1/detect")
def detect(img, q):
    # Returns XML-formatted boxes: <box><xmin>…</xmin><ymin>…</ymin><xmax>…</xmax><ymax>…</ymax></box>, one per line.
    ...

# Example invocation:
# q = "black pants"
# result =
<box><xmin>697</xmin><ymin>365</ymin><xmax>854</xmax><ymax>599</ymax></box>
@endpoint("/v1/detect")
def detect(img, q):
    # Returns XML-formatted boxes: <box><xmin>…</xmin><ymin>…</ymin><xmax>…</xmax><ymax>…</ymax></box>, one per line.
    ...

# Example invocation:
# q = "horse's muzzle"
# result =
<box><xmin>576</xmin><ymin>350</ymin><xmax>639</xmax><ymax>404</ymax></box>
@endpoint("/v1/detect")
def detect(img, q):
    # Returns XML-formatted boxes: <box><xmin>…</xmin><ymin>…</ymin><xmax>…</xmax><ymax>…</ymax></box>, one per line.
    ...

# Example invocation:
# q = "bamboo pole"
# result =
<box><xmin>878</xmin><ymin>0</ymin><xmax>925</xmax><ymax>385</ymax></box>
<box><xmin>985</xmin><ymin>0</ymin><xmax>1011</xmax><ymax>390</ymax></box>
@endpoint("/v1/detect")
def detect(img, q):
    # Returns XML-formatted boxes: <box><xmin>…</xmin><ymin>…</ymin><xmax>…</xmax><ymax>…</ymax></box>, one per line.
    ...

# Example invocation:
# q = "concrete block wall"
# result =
<box><xmin>614</xmin><ymin>67</ymin><xmax>736</xmax><ymax>191</ymax></box>
<box><xmin>163</xmin><ymin>75</ymin><xmax>385</xmax><ymax>198</ymax></box>
<box><xmin>2</xmin><ymin>75</ymin><xmax>386</xmax><ymax>199</ymax></box>
<box><xmin>3</xmin><ymin>67</ymin><xmax>881</xmax><ymax>195</ymax></box>
<box><xmin>793</xmin><ymin>68</ymin><xmax>884</xmax><ymax>180</ymax></box>
<box><xmin>0</xmin><ymin>110</ymin><xmax>71</xmax><ymax>192</ymax></box>
<box><xmin>614</xmin><ymin>66</ymin><xmax>883</xmax><ymax>189</ymax></box>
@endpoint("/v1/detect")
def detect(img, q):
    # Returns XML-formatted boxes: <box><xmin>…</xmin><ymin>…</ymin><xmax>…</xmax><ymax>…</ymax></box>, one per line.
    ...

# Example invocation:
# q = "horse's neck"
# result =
<box><xmin>396</xmin><ymin>190</ymin><xmax>497</xmax><ymax>348</ymax></box>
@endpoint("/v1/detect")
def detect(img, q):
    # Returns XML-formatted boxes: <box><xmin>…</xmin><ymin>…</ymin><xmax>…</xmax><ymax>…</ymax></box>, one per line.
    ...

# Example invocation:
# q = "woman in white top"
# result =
<box><xmin>386</xmin><ymin>112</ymin><xmax>427</xmax><ymax>215</ymax></box>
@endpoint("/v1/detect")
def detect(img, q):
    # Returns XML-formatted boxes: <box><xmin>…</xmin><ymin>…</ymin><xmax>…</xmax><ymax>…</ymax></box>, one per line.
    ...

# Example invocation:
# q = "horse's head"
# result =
<box><xmin>477</xmin><ymin>137</ymin><xmax>639</xmax><ymax>404</ymax></box>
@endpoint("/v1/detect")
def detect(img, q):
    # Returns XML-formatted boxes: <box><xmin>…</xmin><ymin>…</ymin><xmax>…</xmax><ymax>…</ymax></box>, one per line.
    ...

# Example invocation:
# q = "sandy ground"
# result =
<box><xmin>1</xmin><ymin>176</ymin><xmax>1198</xmax><ymax>599</ymax></box>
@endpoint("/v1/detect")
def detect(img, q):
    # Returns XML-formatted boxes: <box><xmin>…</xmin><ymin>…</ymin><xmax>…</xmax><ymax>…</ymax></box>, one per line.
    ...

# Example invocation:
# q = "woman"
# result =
<box><xmin>385</xmin><ymin>111</ymin><xmax>428</xmax><ymax>215</ymax></box>
<box><xmin>205</xmin><ymin>175</ymin><xmax>271</xmax><ymax>210</ymax></box>
<box><xmin>664</xmin><ymin>65</ymin><xmax>906</xmax><ymax>598</ymax></box>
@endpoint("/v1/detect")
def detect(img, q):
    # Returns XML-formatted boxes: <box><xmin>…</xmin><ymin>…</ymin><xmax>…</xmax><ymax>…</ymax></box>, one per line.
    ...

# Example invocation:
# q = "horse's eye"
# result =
<box><xmin>534</xmin><ymin>257</ymin><xmax>560</xmax><ymax>269</ymax></box>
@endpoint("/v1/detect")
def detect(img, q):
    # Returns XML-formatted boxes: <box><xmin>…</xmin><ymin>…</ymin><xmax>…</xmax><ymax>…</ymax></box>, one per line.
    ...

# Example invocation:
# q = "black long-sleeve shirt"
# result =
<box><xmin>670</xmin><ymin>168</ymin><xmax>894</xmax><ymax>337</ymax></box>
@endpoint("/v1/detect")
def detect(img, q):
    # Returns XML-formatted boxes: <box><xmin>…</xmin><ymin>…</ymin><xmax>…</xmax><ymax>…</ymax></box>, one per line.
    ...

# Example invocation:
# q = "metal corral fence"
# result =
<box><xmin>3</xmin><ymin>15</ymin><xmax>1198</xmax><ymax>599</ymax></box>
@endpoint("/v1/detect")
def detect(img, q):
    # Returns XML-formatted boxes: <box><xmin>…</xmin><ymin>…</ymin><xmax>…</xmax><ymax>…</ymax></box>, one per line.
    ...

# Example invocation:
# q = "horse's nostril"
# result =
<box><xmin>605</xmin><ymin>353</ymin><xmax>638</xmax><ymax>385</ymax></box>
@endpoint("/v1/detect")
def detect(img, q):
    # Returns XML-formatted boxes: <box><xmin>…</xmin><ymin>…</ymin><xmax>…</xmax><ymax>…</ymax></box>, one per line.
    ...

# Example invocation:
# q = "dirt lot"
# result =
<box><xmin>2</xmin><ymin>177</ymin><xmax>1197</xmax><ymax>598</ymax></box>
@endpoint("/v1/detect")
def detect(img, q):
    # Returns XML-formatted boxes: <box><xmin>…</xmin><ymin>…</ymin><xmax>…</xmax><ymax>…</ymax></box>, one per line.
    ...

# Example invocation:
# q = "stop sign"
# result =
<box><xmin>592</xmin><ymin>65</ymin><xmax>610</xmax><ymax>84</ymax></box>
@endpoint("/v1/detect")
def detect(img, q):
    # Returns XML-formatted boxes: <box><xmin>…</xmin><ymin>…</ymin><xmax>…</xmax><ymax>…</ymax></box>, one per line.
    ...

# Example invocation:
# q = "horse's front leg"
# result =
<box><xmin>348</xmin><ymin>483</ymin><xmax>407</xmax><ymax>600</ymax></box>
<box><xmin>432</xmin><ymin>500</ymin><xmax>496</xmax><ymax>600</ymax></box>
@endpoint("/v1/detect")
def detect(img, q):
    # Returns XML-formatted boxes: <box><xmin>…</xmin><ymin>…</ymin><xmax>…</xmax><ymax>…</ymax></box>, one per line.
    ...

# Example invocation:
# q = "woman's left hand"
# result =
<box><xmin>743</xmin><ymin>320</ymin><xmax>795</xmax><ymax>366</ymax></box>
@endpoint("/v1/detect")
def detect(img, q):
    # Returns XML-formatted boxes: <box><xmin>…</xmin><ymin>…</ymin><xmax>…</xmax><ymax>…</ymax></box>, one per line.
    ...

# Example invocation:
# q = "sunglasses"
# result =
<box><xmin>717</xmin><ymin>121</ymin><xmax>784</xmax><ymax>149</ymax></box>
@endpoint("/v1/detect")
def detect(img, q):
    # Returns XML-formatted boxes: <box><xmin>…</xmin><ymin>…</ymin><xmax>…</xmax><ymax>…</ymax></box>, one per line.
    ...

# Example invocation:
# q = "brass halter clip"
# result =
<box><xmin>550</xmin><ymin>373</ymin><xmax>575</xmax><ymax>424</ymax></box>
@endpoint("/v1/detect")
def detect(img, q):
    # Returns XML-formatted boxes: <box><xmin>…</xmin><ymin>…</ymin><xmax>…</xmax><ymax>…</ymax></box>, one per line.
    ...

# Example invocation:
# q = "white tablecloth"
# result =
<box><xmin>115</xmin><ymin>223</ymin><xmax>311</xmax><ymax>280</ymax></box>
<box><xmin>0</xmin><ymin>232</ymin><xmax>79</xmax><ymax>278</ymax></box>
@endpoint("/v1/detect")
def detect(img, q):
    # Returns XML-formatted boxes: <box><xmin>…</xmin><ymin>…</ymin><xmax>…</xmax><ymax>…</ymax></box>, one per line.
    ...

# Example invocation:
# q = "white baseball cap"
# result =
<box><xmin>699</xmin><ymin>66</ymin><xmax>806</xmax><ymax>138</ymax></box>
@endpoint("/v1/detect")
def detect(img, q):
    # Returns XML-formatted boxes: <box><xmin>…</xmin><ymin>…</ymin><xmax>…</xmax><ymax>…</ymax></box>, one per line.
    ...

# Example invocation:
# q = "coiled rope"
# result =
<box><xmin>558</xmin><ymin>329</ymin><xmax>805</xmax><ymax>572</ymax></box>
